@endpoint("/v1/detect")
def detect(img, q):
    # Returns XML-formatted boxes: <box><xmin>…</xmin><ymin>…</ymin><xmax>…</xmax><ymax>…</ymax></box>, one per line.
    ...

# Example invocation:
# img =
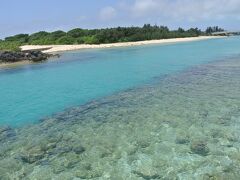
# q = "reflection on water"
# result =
<box><xmin>1</xmin><ymin>57</ymin><xmax>240</xmax><ymax>179</ymax></box>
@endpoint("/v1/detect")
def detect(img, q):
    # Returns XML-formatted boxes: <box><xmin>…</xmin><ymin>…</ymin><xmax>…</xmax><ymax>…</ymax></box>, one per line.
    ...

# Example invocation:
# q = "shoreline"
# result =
<box><xmin>21</xmin><ymin>36</ymin><xmax>224</xmax><ymax>53</ymax></box>
<box><xmin>0</xmin><ymin>60</ymin><xmax>33</xmax><ymax>69</ymax></box>
<box><xmin>1</xmin><ymin>36</ymin><xmax>224</xmax><ymax>68</ymax></box>
<box><xmin>0</xmin><ymin>56</ymin><xmax>59</xmax><ymax>69</ymax></box>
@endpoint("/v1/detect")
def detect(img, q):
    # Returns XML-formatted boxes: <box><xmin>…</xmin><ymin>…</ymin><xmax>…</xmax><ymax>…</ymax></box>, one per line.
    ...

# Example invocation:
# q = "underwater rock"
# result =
<box><xmin>0</xmin><ymin>126</ymin><xmax>16</xmax><ymax>142</ymax></box>
<box><xmin>0</xmin><ymin>126</ymin><xmax>11</xmax><ymax>133</ymax></box>
<box><xmin>209</xmin><ymin>128</ymin><xmax>224</xmax><ymax>139</ymax></box>
<box><xmin>20</xmin><ymin>138</ymin><xmax>59</xmax><ymax>161</ymax></box>
<box><xmin>176</xmin><ymin>137</ymin><xmax>190</xmax><ymax>144</ymax></box>
<box><xmin>133</xmin><ymin>169</ymin><xmax>160</xmax><ymax>179</ymax></box>
<box><xmin>20</xmin><ymin>146</ymin><xmax>45</xmax><ymax>164</ymax></box>
<box><xmin>219</xmin><ymin>139</ymin><xmax>233</xmax><ymax>148</ymax></box>
<box><xmin>190</xmin><ymin>140</ymin><xmax>210</xmax><ymax>156</ymax></box>
<box><xmin>73</xmin><ymin>145</ymin><xmax>85</xmax><ymax>154</ymax></box>
<box><xmin>125</xmin><ymin>144</ymin><xmax>138</xmax><ymax>156</ymax></box>
<box><xmin>0</xmin><ymin>158</ymin><xmax>22</xmax><ymax>174</ymax></box>
<box><xmin>55</xmin><ymin>139</ymin><xmax>86</xmax><ymax>154</ymax></box>
<box><xmin>52</xmin><ymin>163</ymin><xmax>66</xmax><ymax>174</ymax></box>
<box><xmin>220</xmin><ymin>158</ymin><xmax>234</xmax><ymax>173</ymax></box>
<box><xmin>35</xmin><ymin>135</ymin><xmax>63</xmax><ymax>155</ymax></box>
<box><xmin>51</xmin><ymin>152</ymin><xmax>80</xmax><ymax>174</ymax></box>
<box><xmin>217</xmin><ymin>115</ymin><xmax>231</xmax><ymax>126</ymax></box>
<box><xmin>202</xmin><ymin>171</ymin><xmax>239</xmax><ymax>180</ymax></box>
<box><xmin>202</xmin><ymin>173</ymin><xmax>218</xmax><ymax>180</ymax></box>
<box><xmin>40</xmin><ymin>118</ymin><xmax>58</xmax><ymax>128</ymax></box>
<box><xmin>133</xmin><ymin>154</ymin><xmax>161</xmax><ymax>180</ymax></box>
<box><xmin>75</xmin><ymin>164</ymin><xmax>103</xmax><ymax>179</ymax></box>
<box><xmin>39</xmin><ymin>141</ymin><xmax>57</xmax><ymax>152</ymax></box>
<box><xmin>199</xmin><ymin>110</ymin><xmax>209</xmax><ymax>118</ymax></box>
<box><xmin>175</xmin><ymin>134</ymin><xmax>190</xmax><ymax>144</ymax></box>
<box><xmin>50</xmin><ymin>145</ymin><xmax>72</xmax><ymax>155</ymax></box>
<box><xmin>75</xmin><ymin>170</ymin><xmax>103</xmax><ymax>179</ymax></box>
<box><xmin>138</xmin><ymin>141</ymin><xmax>151</xmax><ymax>149</ymax></box>
<box><xmin>225</xmin><ymin>132</ymin><xmax>239</xmax><ymax>142</ymax></box>
<box><xmin>63</xmin><ymin>153</ymin><xmax>80</xmax><ymax>169</ymax></box>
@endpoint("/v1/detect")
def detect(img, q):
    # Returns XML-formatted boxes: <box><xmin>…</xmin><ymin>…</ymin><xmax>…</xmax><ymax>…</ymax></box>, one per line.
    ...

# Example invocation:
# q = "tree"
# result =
<box><xmin>187</xmin><ymin>28</ymin><xmax>201</xmax><ymax>36</ymax></box>
<box><xmin>56</xmin><ymin>36</ymin><xmax>76</xmax><ymax>44</ymax></box>
<box><xmin>0</xmin><ymin>24</ymin><xmax>225</xmax><ymax>51</ymax></box>
<box><xmin>83</xmin><ymin>36</ymin><xmax>100</xmax><ymax>44</ymax></box>
<box><xmin>206</xmin><ymin>26</ymin><xmax>224</xmax><ymax>34</ymax></box>
<box><xmin>177</xmin><ymin>28</ymin><xmax>185</xmax><ymax>33</ymax></box>
<box><xmin>49</xmin><ymin>31</ymin><xmax>66</xmax><ymax>40</ymax></box>
<box><xmin>0</xmin><ymin>41</ymin><xmax>21</xmax><ymax>51</ymax></box>
<box><xmin>5</xmin><ymin>34</ymin><xmax>29</xmax><ymax>43</ymax></box>
<box><xmin>29</xmin><ymin>31</ymin><xmax>49</xmax><ymax>41</ymax></box>
<box><xmin>67</xmin><ymin>28</ymin><xmax>85</xmax><ymax>38</ymax></box>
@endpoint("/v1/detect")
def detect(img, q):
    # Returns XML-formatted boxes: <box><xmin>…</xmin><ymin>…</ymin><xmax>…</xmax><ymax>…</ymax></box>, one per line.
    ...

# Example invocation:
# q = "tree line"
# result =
<box><xmin>206</xmin><ymin>26</ymin><xmax>224</xmax><ymax>34</ymax></box>
<box><xmin>0</xmin><ymin>25</ymin><xmax>224</xmax><ymax>51</ymax></box>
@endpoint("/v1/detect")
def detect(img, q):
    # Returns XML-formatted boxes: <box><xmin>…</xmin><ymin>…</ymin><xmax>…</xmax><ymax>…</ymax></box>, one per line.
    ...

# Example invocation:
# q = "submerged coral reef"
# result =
<box><xmin>1</xmin><ymin>57</ymin><xmax>240</xmax><ymax>179</ymax></box>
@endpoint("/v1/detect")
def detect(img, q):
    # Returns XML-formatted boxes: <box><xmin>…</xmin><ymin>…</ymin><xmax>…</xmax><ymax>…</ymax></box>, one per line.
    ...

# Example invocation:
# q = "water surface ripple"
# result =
<box><xmin>0</xmin><ymin>55</ymin><xmax>240</xmax><ymax>179</ymax></box>
<box><xmin>1</xmin><ymin>37</ymin><xmax>240</xmax><ymax>126</ymax></box>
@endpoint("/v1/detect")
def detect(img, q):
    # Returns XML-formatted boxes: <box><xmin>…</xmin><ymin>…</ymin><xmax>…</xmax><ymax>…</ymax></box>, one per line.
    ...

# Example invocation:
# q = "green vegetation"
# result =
<box><xmin>206</xmin><ymin>26</ymin><xmax>224</xmax><ymax>34</ymax></box>
<box><xmin>0</xmin><ymin>40</ymin><xmax>21</xmax><ymax>51</ymax></box>
<box><xmin>0</xmin><ymin>25</ymin><xmax>224</xmax><ymax>51</ymax></box>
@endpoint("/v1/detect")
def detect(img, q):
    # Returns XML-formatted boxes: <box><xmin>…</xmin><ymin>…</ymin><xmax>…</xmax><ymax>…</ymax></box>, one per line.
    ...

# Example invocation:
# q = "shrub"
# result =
<box><xmin>0</xmin><ymin>41</ymin><xmax>21</xmax><ymax>51</ymax></box>
<box><xmin>56</xmin><ymin>36</ymin><xmax>76</xmax><ymax>45</ymax></box>
<box><xmin>67</xmin><ymin>28</ymin><xmax>85</xmax><ymax>38</ymax></box>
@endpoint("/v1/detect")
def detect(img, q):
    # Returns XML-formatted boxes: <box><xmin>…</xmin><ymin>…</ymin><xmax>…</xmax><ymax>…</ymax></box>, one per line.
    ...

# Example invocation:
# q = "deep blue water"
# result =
<box><xmin>1</xmin><ymin>37</ymin><xmax>240</xmax><ymax>126</ymax></box>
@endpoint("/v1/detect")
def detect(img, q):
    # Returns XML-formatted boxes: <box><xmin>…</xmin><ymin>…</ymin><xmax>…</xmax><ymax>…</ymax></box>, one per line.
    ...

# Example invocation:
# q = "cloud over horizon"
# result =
<box><xmin>99</xmin><ymin>0</ymin><xmax>240</xmax><ymax>28</ymax></box>
<box><xmin>99</xmin><ymin>6</ymin><xmax>117</xmax><ymax>21</ymax></box>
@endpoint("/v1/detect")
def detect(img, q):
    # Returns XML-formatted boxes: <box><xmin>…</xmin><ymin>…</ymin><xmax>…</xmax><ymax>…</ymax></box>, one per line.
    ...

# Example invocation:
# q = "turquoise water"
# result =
<box><xmin>1</xmin><ymin>37</ymin><xmax>240</xmax><ymax>179</ymax></box>
<box><xmin>1</xmin><ymin>37</ymin><xmax>240</xmax><ymax>127</ymax></box>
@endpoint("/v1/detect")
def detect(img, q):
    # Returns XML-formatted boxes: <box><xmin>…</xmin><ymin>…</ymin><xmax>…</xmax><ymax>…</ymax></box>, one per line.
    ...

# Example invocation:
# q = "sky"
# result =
<box><xmin>1</xmin><ymin>0</ymin><xmax>240</xmax><ymax>39</ymax></box>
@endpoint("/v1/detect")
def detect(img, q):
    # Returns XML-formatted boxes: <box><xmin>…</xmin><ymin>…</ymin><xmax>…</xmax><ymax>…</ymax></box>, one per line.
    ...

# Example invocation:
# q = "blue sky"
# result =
<box><xmin>1</xmin><ymin>0</ymin><xmax>240</xmax><ymax>39</ymax></box>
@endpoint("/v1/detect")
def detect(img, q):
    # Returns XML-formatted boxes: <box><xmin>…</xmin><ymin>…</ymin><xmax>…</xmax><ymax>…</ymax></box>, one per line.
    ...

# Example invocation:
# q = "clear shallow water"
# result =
<box><xmin>1</xmin><ymin>37</ymin><xmax>240</xmax><ymax>179</ymax></box>
<box><xmin>0</xmin><ymin>55</ymin><xmax>240</xmax><ymax>179</ymax></box>
<box><xmin>1</xmin><ymin>37</ymin><xmax>240</xmax><ymax>126</ymax></box>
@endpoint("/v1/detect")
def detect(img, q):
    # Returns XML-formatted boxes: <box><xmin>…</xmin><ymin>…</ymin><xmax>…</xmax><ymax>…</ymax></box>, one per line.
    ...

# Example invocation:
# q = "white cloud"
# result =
<box><xmin>99</xmin><ymin>6</ymin><xmax>117</xmax><ymax>21</ymax></box>
<box><xmin>131</xmin><ymin>0</ymin><xmax>159</xmax><ymax>16</ymax></box>
<box><xmin>127</xmin><ymin>0</ymin><xmax>240</xmax><ymax>21</ymax></box>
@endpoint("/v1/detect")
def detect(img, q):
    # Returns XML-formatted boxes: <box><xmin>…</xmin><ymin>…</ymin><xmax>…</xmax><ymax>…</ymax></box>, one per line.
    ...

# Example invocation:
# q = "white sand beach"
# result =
<box><xmin>0</xmin><ymin>36</ymin><xmax>224</xmax><ymax>69</ymax></box>
<box><xmin>21</xmin><ymin>36</ymin><xmax>223</xmax><ymax>53</ymax></box>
